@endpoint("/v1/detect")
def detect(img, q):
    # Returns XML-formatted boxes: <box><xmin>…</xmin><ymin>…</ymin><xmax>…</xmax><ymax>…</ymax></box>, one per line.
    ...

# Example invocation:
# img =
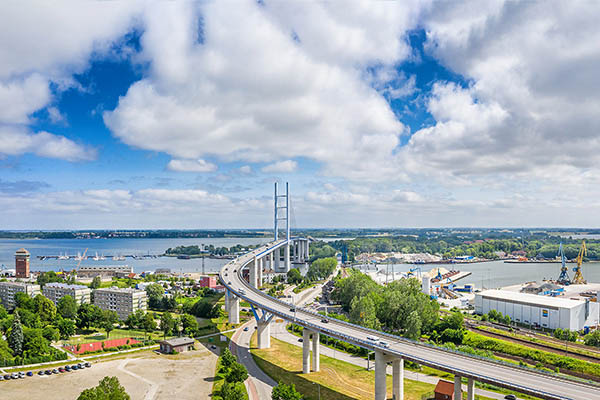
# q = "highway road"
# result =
<box><xmin>221</xmin><ymin>240</ymin><xmax>600</xmax><ymax>400</ymax></box>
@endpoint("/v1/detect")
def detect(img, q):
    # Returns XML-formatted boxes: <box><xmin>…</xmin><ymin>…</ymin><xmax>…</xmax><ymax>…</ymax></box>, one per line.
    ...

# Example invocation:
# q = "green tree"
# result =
<box><xmin>14</xmin><ymin>292</ymin><xmax>34</xmax><ymax>311</ymax></box>
<box><xmin>220</xmin><ymin>382</ymin><xmax>245</xmax><ymax>400</ymax></box>
<box><xmin>145</xmin><ymin>284</ymin><xmax>164</xmax><ymax>309</ymax></box>
<box><xmin>77</xmin><ymin>376</ymin><xmax>131</xmax><ymax>400</ymax></box>
<box><xmin>100</xmin><ymin>310</ymin><xmax>119</xmax><ymax>339</ymax></box>
<box><xmin>8</xmin><ymin>311</ymin><xmax>24</xmax><ymax>356</ymax></box>
<box><xmin>181</xmin><ymin>314</ymin><xmax>198</xmax><ymax>337</ymax></box>
<box><xmin>286</xmin><ymin>268</ymin><xmax>303</xmax><ymax>285</ymax></box>
<box><xmin>405</xmin><ymin>310</ymin><xmax>421</xmax><ymax>340</ymax></box>
<box><xmin>220</xmin><ymin>348</ymin><xmax>236</xmax><ymax>368</ymax></box>
<box><xmin>42</xmin><ymin>325</ymin><xmax>60</xmax><ymax>342</ymax></box>
<box><xmin>349</xmin><ymin>293</ymin><xmax>381</xmax><ymax>330</ymax></box>
<box><xmin>160</xmin><ymin>312</ymin><xmax>175</xmax><ymax>339</ymax></box>
<box><xmin>272</xmin><ymin>381</ymin><xmax>303</xmax><ymax>400</ymax></box>
<box><xmin>307</xmin><ymin>257</ymin><xmax>337</xmax><ymax>281</ymax></box>
<box><xmin>33</xmin><ymin>294</ymin><xmax>57</xmax><ymax>323</ymax></box>
<box><xmin>226</xmin><ymin>362</ymin><xmax>248</xmax><ymax>383</ymax></box>
<box><xmin>57</xmin><ymin>295</ymin><xmax>78</xmax><ymax>319</ymax></box>
<box><xmin>76</xmin><ymin>303</ymin><xmax>103</xmax><ymax>330</ymax></box>
<box><xmin>56</xmin><ymin>317</ymin><xmax>76</xmax><ymax>339</ymax></box>
<box><xmin>0</xmin><ymin>304</ymin><xmax>7</xmax><ymax>320</ymax></box>
<box><xmin>190</xmin><ymin>299</ymin><xmax>219</xmax><ymax>318</ymax></box>
<box><xmin>90</xmin><ymin>276</ymin><xmax>102</xmax><ymax>289</ymax></box>
<box><xmin>141</xmin><ymin>313</ymin><xmax>157</xmax><ymax>339</ymax></box>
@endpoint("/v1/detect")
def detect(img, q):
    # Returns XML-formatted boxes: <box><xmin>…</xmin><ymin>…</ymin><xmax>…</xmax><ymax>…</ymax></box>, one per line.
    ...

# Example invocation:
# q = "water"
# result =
<box><xmin>369</xmin><ymin>260</ymin><xmax>600</xmax><ymax>289</ymax></box>
<box><xmin>0</xmin><ymin>238</ymin><xmax>271</xmax><ymax>275</ymax></box>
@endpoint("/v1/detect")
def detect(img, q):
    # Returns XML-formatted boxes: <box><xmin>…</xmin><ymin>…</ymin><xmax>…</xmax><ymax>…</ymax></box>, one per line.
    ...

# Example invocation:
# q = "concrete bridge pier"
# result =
<box><xmin>226</xmin><ymin>290</ymin><xmax>240</xmax><ymax>324</ymax></box>
<box><xmin>312</xmin><ymin>331</ymin><xmax>320</xmax><ymax>372</ymax></box>
<box><xmin>249</xmin><ymin>256</ymin><xmax>257</xmax><ymax>288</ymax></box>
<box><xmin>257</xmin><ymin>318</ymin><xmax>271</xmax><ymax>349</ymax></box>
<box><xmin>285</xmin><ymin>242</ymin><xmax>291</xmax><ymax>271</ymax></box>
<box><xmin>374</xmin><ymin>351</ymin><xmax>387</xmax><ymax>400</ymax></box>
<box><xmin>257</xmin><ymin>257</ymin><xmax>263</xmax><ymax>287</ymax></box>
<box><xmin>454</xmin><ymin>375</ymin><xmax>462</xmax><ymax>400</ymax></box>
<box><xmin>302</xmin><ymin>329</ymin><xmax>311</xmax><ymax>373</ymax></box>
<box><xmin>392</xmin><ymin>358</ymin><xmax>404</xmax><ymax>400</ymax></box>
<box><xmin>467</xmin><ymin>378</ymin><xmax>475</xmax><ymax>400</ymax></box>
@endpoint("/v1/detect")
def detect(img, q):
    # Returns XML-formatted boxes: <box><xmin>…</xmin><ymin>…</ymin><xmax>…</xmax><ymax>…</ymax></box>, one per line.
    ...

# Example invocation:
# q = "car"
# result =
<box><xmin>44</xmin><ymin>370</ymin><xmax>51</xmax><ymax>375</ymax></box>
<box><xmin>18</xmin><ymin>371</ymin><xmax>25</xmax><ymax>378</ymax></box>
<box><xmin>321</xmin><ymin>319</ymin><xmax>328</xmax><ymax>323</ymax></box>
<box><xmin>378</xmin><ymin>341</ymin><xmax>390</xmax><ymax>348</ymax></box>
<box><xmin>3</xmin><ymin>374</ymin><xmax>10</xmax><ymax>380</ymax></box>
<box><xmin>77</xmin><ymin>363</ymin><xmax>84</xmax><ymax>369</ymax></box>
<box><xmin>85</xmin><ymin>362</ymin><xmax>91</xmax><ymax>368</ymax></box>
<box><xmin>366</xmin><ymin>335</ymin><xmax>380</xmax><ymax>342</ymax></box>
<box><xmin>504</xmin><ymin>395</ymin><xmax>517</xmax><ymax>400</ymax></box>
<box><xmin>289</xmin><ymin>308</ymin><xmax>296</xmax><ymax>312</ymax></box>
<box><xmin>210</xmin><ymin>345</ymin><xmax>217</xmax><ymax>350</ymax></box>
<box><xmin>37</xmin><ymin>371</ymin><xmax>44</xmax><ymax>376</ymax></box>
<box><xmin>65</xmin><ymin>366</ymin><xmax>71</xmax><ymax>371</ymax></box>
<box><xmin>26</xmin><ymin>371</ymin><xmax>33</xmax><ymax>377</ymax></box>
<box><xmin>0</xmin><ymin>376</ymin><xmax>4</xmax><ymax>381</ymax></box>
<box><xmin>233</xmin><ymin>269</ymin><xmax>237</xmax><ymax>273</ymax></box>
<box><xmin>298</xmin><ymin>338</ymin><xmax>303</xmax><ymax>342</ymax></box>
<box><xmin>58</xmin><ymin>367</ymin><xmax>65</xmax><ymax>373</ymax></box>
<box><xmin>228</xmin><ymin>281</ymin><xmax>232</xmax><ymax>285</ymax></box>
<box><xmin>52</xmin><ymin>369</ymin><xmax>59</xmax><ymax>374</ymax></box>
<box><xmin>71</xmin><ymin>365</ymin><xmax>79</xmax><ymax>370</ymax></box>
<box><xmin>11</xmin><ymin>373</ymin><xmax>18</xmax><ymax>379</ymax></box>
<box><xmin>243</xmin><ymin>327</ymin><xmax>249</xmax><ymax>331</ymax></box>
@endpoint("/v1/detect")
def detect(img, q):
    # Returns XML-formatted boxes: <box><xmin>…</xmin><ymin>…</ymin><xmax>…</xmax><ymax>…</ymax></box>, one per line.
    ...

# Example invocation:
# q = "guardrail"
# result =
<box><xmin>219</xmin><ymin>240</ymin><xmax>596</xmax><ymax>400</ymax></box>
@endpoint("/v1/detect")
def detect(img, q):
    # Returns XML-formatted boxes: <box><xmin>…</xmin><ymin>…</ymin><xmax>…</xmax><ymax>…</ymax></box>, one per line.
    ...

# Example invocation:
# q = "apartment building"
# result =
<box><xmin>0</xmin><ymin>281</ymin><xmax>40</xmax><ymax>310</ymax></box>
<box><xmin>42</xmin><ymin>282</ymin><xmax>91</xmax><ymax>305</ymax></box>
<box><xmin>93</xmin><ymin>287</ymin><xmax>147</xmax><ymax>320</ymax></box>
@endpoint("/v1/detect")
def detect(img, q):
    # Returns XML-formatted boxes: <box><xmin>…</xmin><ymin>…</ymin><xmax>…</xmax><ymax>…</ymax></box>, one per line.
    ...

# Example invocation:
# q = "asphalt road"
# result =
<box><xmin>222</xmin><ymin>240</ymin><xmax>600</xmax><ymax>400</ymax></box>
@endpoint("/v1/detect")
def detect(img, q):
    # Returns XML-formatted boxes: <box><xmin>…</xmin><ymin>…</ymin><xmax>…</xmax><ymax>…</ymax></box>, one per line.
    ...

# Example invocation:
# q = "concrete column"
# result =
<box><xmin>257</xmin><ymin>319</ymin><xmax>271</xmax><ymax>349</ymax></box>
<box><xmin>304</xmin><ymin>240</ymin><xmax>309</xmax><ymax>260</ymax></box>
<box><xmin>249</xmin><ymin>257</ymin><xmax>257</xmax><ymax>288</ymax></box>
<box><xmin>393</xmin><ymin>358</ymin><xmax>403</xmax><ymax>400</ymax></box>
<box><xmin>285</xmin><ymin>243</ymin><xmax>290</xmax><ymax>271</ymax></box>
<box><xmin>257</xmin><ymin>258</ymin><xmax>263</xmax><ymax>287</ymax></box>
<box><xmin>454</xmin><ymin>376</ymin><xmax>462</xmax><ymax>400</ymax></box>
<box><xmin>312</xmin><ymin>331</ymin><xmax>320</xmax><ymax>372</ymax></box>
<box><xmin>227</xmin><ymin>293</ymin><xmax>239</xmax><ymax>324</ymax></box>
<box><xmin>224</xmin><ymin>289</ymin><xmax>230</xmax><ymax>309</ymax></box>
<box><xmin>467</xmin><ymin>378</ymin><xmax>475</xmax><ymax>400</ymax></box>
<box><xmin>375</xmin><ymin>351</ymin><xmax>387</xmax><ymax>400</ymax></box>
<box><xmin>276</xmin><ymin>248</ymin><xmax>281</xmax><ymax>270</ymax></box>
<box><xmin>302</xmin><ymin>328</ymin><xmax>311</xmax><ymax>373</ymax></box>
<box><xmin>269</xmin><ymin>251</ymin><xmax>273</xmax><ymax>270</ymax></box>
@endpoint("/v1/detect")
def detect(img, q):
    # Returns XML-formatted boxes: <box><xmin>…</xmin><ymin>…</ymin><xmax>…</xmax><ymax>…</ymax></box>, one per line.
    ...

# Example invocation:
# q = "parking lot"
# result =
<box><xmin>0</xmin><ymin>347</ymin><xmax>218</xmax><ymax>399</ymax></box>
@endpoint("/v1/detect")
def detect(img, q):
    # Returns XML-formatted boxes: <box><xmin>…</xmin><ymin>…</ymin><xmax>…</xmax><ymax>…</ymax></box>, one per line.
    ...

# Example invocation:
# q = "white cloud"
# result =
<box><xmin>261</xmin><ymin>160</ymin><xmax>298</xmax><ymax>173</ymax></box>
<box><xmin>239</xmin><ymin>165</ymin><xmax>252</xmax><ymax>174</ymax></box>
<box><xmin>0</xmin><ymin>1</ymin><xmax>142</xmax><ymax>161</ymax></box>
<box><xmin>0</xmin><ymin>126</ymin><xmax>96</xmax><ymax>161</ymax></box>
<box><xmin>103</xmin><ymin>1</ymin><xmax>422</xmax><ymax>181</ymax></box>
<box><xmin>167</xmin><ymin>158</ymin><xmax>217</xmax><ymax>173</ymax></box>
<box><xmin>405</xmin><ymin>1</ymin><xmax>600</xmax><ymax>184</ymax></box>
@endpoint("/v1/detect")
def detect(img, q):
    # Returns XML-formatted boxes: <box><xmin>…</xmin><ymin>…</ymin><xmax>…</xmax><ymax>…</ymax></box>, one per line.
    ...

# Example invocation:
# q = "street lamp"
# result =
<box><xmin>312</xmin><ymin>382</ymin><xmax>321</xmax><ymax>400</ymax></box>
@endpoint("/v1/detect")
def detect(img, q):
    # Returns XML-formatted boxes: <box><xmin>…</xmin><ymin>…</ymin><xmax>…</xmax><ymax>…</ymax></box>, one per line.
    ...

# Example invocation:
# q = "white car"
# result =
<box><xmin>379</xmin><ymin>341</ymin><xmax>390</xmax><ymax>348</ymax></box>
<box><xmin>366</xmin><ymin>335</ymin><xmax>380</xmax><ymax>342</ymax></box>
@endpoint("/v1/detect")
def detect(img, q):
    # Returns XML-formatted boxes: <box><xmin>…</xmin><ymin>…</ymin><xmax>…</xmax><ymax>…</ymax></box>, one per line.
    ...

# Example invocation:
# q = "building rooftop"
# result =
<box><xmin>45</xmin><ymin>282</ymin><xmax>89</xmax><ymax>290</ymax></box>
<box><xmin>95</xmin><ymin>287</ymin><xmax>145</xmax><ymax>293</ymax></box>
<box><xmin>434</xmin><ymin>380</ymin><xmax>454</xmax><ymax>396</ymax></box>
<box><xmin>160</xmin><ymin>337</ymin><xmax>195</xmax><ymax>346</ymax></box>
<box><xmin>478</xmin><ymin>289</ymin><xmax>585</xmax><ymax>309</ymax></box>
<box><xmin>0</xmin><ymin>281</ymin><xmax>39</xmax><ymax>287</ymax></box>
<box><xmin>15</xmin><ymin>248</ymin><xmax>29</xmax><ymax>255</ymax></box>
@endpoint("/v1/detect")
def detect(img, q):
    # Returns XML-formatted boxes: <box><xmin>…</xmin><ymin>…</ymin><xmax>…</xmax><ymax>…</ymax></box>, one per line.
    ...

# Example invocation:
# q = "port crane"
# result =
<box><xmin>572</xmin><ymin>240</ymin><xmax>587</xmax><ymax>284</ymax></box>
<box><xmin>557</xmin><ymin>242</ymin><xmax>570</xmax><ymax>284</ymax></box>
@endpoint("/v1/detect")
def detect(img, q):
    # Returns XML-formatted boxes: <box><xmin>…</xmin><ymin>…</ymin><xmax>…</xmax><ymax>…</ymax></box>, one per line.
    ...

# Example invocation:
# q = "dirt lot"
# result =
<box><xmin>1</xmin><ymin>347</ymin><xmax>218</xmax><ymax>400</ymax></box>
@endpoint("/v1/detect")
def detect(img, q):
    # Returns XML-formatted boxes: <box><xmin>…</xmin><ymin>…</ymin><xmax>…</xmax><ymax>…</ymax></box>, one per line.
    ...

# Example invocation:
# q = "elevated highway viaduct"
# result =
<box><xmin>221</xmin><ymin>238</ymin><xmax>600</xmax><ymax>400</ymax></box>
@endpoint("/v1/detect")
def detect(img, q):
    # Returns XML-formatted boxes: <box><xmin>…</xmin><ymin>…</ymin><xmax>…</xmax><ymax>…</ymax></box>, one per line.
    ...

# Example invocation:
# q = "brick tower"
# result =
<box><xmin>15</xmin><ymin>248</ymin><xmax>30</xmax><ymax>278</ymax></box>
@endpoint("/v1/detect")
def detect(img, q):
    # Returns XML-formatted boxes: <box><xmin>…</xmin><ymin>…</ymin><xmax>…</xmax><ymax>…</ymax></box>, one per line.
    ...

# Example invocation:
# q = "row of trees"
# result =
<box><xmin>217</xmin><ymin>349</ymin><xmax>249</xmax><ymax>400</ymax></box>
<box><xmin>332</xmin><ymin>272</ymin><xmax>439</xmax><ymax>339</ymax></box>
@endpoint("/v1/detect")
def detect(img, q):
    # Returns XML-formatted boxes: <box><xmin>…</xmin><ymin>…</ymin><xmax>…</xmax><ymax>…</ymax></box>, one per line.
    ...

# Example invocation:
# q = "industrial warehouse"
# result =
<box><xmin>475</xmin><ymin>289</ymin><xmax>600</xmax><ymax>331</ymax></box>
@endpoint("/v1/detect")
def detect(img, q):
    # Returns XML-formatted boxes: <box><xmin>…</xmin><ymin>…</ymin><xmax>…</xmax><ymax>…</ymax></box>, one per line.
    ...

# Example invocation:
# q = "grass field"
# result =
<box><xmin>251</xmin><ymin>335</ymin><xmax>436</xmax><ymax>400</ymax></box>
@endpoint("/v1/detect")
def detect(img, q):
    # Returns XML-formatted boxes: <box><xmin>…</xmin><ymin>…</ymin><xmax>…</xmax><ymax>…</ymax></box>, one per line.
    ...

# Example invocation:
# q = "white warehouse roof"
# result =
<box><xmin>478</xmin><ymin>289</ymin><xmax>584</xmax><ymax>309</ymax></box>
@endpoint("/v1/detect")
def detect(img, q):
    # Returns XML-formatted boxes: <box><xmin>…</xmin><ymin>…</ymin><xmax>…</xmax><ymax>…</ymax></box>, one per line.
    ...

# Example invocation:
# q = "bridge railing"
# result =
<box><xmin>219</xmin><ymin>241</ymin><xmax>596</xmax><ymax>398</ymax></box>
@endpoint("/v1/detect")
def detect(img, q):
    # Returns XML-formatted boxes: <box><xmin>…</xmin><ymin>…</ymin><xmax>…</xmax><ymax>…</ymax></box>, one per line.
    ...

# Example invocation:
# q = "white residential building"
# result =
<box><xmin>43</xmin><ymin>282</ymin><xmax>91</xmax><ymax>305</ymax></box>
<box><xmin>93</xmin><ymin>287</ymin><xmax>147</xmax><ymax>320</ymax></box>
<box><xmin>0</xmin><ymin>281</ymin><xmax>40</xmax><ymax>310</ymax></box>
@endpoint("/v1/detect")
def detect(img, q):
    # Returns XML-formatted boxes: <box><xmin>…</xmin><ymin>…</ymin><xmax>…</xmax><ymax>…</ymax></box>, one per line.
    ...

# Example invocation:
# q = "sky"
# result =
<box><xmin>1</xmin><ymin>1</ymin><xmax>600</xmax><ymax>229</ymax></box>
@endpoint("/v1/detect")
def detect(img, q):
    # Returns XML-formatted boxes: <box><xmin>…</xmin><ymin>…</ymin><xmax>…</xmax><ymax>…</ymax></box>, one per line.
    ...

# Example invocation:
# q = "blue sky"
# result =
<box><xmin>1</xmin><ymin>1</ymin><xmax>600</xmax><ymax>229</ymax></box>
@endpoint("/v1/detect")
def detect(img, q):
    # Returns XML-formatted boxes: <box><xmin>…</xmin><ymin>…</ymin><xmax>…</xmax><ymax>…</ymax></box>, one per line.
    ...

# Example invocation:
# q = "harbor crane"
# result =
<box><xmin>572</xmin><ymin>240</ymin><xmax>587</xmax><ymax>284</ymax></box>
<box><xmin>557</xmin><ymin>242</ymin><xmax>570</xmax><ymax>284</ymax></box>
